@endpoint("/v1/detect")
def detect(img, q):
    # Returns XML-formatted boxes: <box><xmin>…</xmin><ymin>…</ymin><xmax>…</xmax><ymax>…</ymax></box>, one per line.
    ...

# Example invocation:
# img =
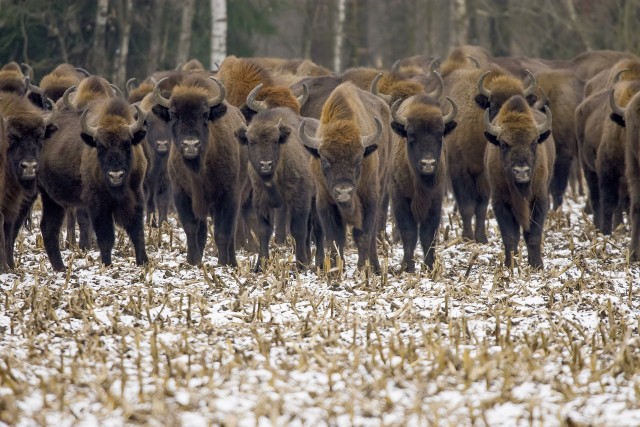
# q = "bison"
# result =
<box><xmin>299</xmin><ymin>82</ymin><xmax>392</xmax><ymax>273</ymax></box>
<box><xmin>38</xmin><ymin>98</ymin><xmax>148</xmax><ymax>271</ymax></box>
<box><xmin>390</xmin><ymin>94</ymin><xmax>457</xmax><ymax>272</ymax></box>
<box><xmin>0</xmin><ymin>94</ymin><xmax>57</xmax><ymax>271</ymax></box>
<box><xmin>152</xmin><ymin>74</ymin><xmax>247</xmax><ymax>267</ymax></box>
<box><xmin>483</xmin><ymin>96</ymin><xmax>554</xmax><ymax>269</ymax></box>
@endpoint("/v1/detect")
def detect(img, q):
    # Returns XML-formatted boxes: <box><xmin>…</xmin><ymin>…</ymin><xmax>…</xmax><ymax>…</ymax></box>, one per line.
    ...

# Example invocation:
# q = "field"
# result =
<box><xmin>1</xmin><ymin>192</ymin><xmax>639</xmax><ymax>427</ymax></box>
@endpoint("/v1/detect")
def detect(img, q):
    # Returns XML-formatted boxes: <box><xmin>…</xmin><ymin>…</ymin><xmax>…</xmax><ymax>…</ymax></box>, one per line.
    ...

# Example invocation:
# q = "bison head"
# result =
<box><xmin>144</xmin><ymin>108</ymin><xmax>172</xmax><ymax>157</ymax></box>
<box><xmin>152</xmin><ymin>76</ymin><xmax>227</xmax><ymax>170</ymax></box>
<box><xmin>299</xmin><ymin>117</ymin><xmax>382</xmax><ymax>210</ymax></box>
<box><xmin>80</xmin><ymin>100</ymin><xmax>146</xmax><ymax>195</ymax></box>
<box><xmin>484</xmin><ymin>96</ymin><xmax>552</xmax><ymax>195</ymax></box>
<box><xmin>391</xmin><ymin>96</ymin><xmax>457</xmax><ymax>180</ymax></box>
<box><xmin>475</xmin><ymin>70</ymin><xmax>537</xmax><ymax>121</ymax></box>
<box><xmin>236</xmin><ymin>116</ymin><xmax>291</xmax><ymax>181</ymax></box>
<box><xmin>3</xmin><ymin>96</ymin><xmax>58</xmax><ymax>193</ymax></box>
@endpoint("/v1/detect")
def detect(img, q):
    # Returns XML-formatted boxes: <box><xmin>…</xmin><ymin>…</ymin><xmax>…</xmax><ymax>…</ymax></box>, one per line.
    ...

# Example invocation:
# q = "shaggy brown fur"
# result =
<box><xmin>216</xmin><ymin>56</ymin><xmax>274</xmax><ymax>108</ymax></box>
<box><xmin>61</xmin><ymin>76</ymin><xmax>115</xmax><ymax>111</ymax></box>
<box><xmin>128</xmin><ymin>81</ymin><xmax>155</xmax><ymax>104</ymax></box>
<box><xmin>0</xmin><ymin>111</ymin><xmax>6</xmax><ymax>271</ymax></box>
<box><xmin>0</xmin><ymin>62</ymin><xmax>27</xmax><ymax>94</ymax></box>
<box><xmin>39</xmin><ymin>64</ymin><xmax>85</xmax><ymax>102</ymax></box>
<box><xmin>290</xmin><ymin>75</ymin><xmax>344</xmax><ymax>119</ymax></box>
<box><xmin>619</xmin><ymin>89</ymin><xmax>640</xmax><ymax>260</ymax></box>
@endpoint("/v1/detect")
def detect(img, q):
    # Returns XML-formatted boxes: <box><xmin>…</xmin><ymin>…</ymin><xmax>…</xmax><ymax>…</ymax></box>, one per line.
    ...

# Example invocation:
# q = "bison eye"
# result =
<box><xmin>499</xmin><ymin>141</ymin><xmax>507</xmax><ymax>150</ymax></box>
<box><xmin>169</xmin><ymin>112</ymin><xmax>177</xmax><ymax>121</ymax></box>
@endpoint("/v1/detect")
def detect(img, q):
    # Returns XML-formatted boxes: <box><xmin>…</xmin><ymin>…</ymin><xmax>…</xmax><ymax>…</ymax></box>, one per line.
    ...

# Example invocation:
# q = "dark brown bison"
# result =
<box><xmin>236</xmin><ymin>107</ymin><xmax>322</xmax><ymax>271</ymax></box>
<box><xmin>59</xmin><ymin>75</ymin><xmax>121</xmax><ymax>112</ymax></box>
<box><xmin>0</xmin><ymin>62</ymin><xmax>28</xmax><ymax>95</ymax></box>
<box><xmin>290</xmin><ymin>75</ymin><xmax>344</xmax><ymax>119</ymax></box>
<box><xmin>390</xmin><ymin>94</ymin><xmax>457</xmax><ymax>272</ymax></box>
<box><xmin>139</xmin><ymin>92</ymin><xmax>173</xmax><ymax>227</ymax></box>
<box><xmin>299</xmin><ymin>82</ymin><xmax>392</xmax><ymax>273</ymax></box>
<box><xmin>152</xmin><ymin>74</ymin><xmax>247</xmax><ymax>266</ymax></box>
<box><xmin>484</xmin><ymin>96</ymin><xmax>554</xmax><ymax>269</ymax></box>
<box><xmin>0</xmin><ymin>93</ymin><xmax>57</xmax><ymax>271</ymax></box>
<box><xmin>610</xmin><ymin>84</ymin><xmax>640</xmax><ymax>260</ymax></box>
<box><xmin>39</xmin><ymin>64</ymin><xmax>88</xmax><ymax>102</ymax></box>
<box><xmin>38</xmin><ymin>98</ymin><xmax>148</xmax><ymax>271</ymax></box>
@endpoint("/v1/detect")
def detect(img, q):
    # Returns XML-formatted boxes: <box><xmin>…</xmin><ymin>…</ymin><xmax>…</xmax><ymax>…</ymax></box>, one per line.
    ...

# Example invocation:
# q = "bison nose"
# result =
<box><xmin>20</xmin><ymin>160</ymin><xmax>38</xmax><ymax>179</ymax></box>
<box><xmin>333</xmin><ymin>183</ymin><xmax>354</xmax><ymax>203</ymax></box>
<box><xmin>108</xmin><ymin>170</ymin><xmax>125</xmax><ymax>186</ymax></box>
<box><xmin>181</xmin><ymin>138</ymin><xmax>200</xmax><ymax>159</ymax></box>
<box><xmin>512</xmin><ymin>165</ymin><xmax>531</xmax><ymax>183</ymax></box>
<box><xmin>156</xmin><ymin>139</ymin><xmax>170</xmax><ymax>153</ymax></box>
<box><xmin>259</xmin><ymin>160</ymin><xmax>273</xmax><ymax>173</ymax></box>
<box><xmin>419</xmin><ymin>158</ymin><xmax>436</xmax><ymax>174</ymax></box>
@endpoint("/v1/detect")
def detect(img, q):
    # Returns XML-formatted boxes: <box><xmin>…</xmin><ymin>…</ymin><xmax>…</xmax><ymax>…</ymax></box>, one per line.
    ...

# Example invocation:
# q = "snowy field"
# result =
<box><xmin>1</xmin><ymin>192</ymin><xmax>639</xmax><ymax>427</ymax></box>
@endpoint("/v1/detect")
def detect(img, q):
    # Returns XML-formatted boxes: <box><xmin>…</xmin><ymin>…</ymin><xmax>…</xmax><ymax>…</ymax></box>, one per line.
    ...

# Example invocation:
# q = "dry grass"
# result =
<box><xmin>0</xmin><ymin>193</ymin><xmax>639</xmax><ymax>426</ymax></box>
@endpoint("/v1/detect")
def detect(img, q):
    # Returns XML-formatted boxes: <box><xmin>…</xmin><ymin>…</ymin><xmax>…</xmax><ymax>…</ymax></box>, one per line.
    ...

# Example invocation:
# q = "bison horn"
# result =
<box><xmin>24</xmin><ymin>77</ymin><xmax>43</xmax><ymax>96</ymax></box>
<box><xmin>80</xmin><ymin>108</ymin><xmax>98</xmax><ymax>138</ymax></box>
<box><xmin>391</xmin><ymin>59</ymin><xmax>401</xmax><ymax>72</ymax></box>
<box><xmin>298</xmin><ymin>119</ymin><xmax>322</xmax><ymax>150</ymax></box>
<box><xmin>537</xmin><ymin>105</ymin><xmax>552</xmax><ymax>135</ymax></box>
<box><xmin>427</xmin><ymin>70</ymin><xmax>444</xmax><ymax>100</ymax></box>
<box><xmin>483</xmin><ymin>108</ymin><xmax>501</xmax><ymax>137</ymax></box>
<box><xmin>523</xmin><ymin>69</ymin><xmax>536</xmax><ymax>97</ymax></box>
<box><xmin>614</xmin><ymin>68</ymin><xmax>629</xmax><ymax>83</ymax></box>
<box><xmin>207</xmin><ymin>76</ymin><xmax>226</xmax><ymax>107</ymax></box>
<box><xmin>533</xmin><ymin>87</ymin><xmax>548</xmax><ymax>111</ymax></box>
<box><xmin>110</xmin><ymin>83</ymin><xmax>124</xmax><ymax>98</ymax></box>
<box><xmin>477</xmin><ymin>71</ymin><xmax>492</xmax><ymax>98</ymax></box>
<box><xmin>21</xmin><ymin>63</ymin><xmax>33</xmax><ymax>79</ymax></box>
<box><xmin>390</xmin><ymin>98</ymin><xmax>407</xmax><ymax>127</ymax></box>
<box><xmin>443</xmin><ymin>97</ymin><xmax>458</xmax><ymax>124</ymax></box>
<box><xmin>75</xmin><ymin>67</ymin><xmax>91</xmax><ymax>77</ymax></box>
<box><xmin>371</xmin><ymin>73</ymin><xmax>391</xmax><ymax>103</ymax></box>
<box><xmin>129</xmin><ymin>104</ymin><xmax>146</xmax><ymax>135</ymax></box>
<box><xmin>62</xmin><ymin>85</ymin><xmax>78</xmax><ymax>111</ymax></box>
<box><xmin>126</xmin><ymin>78</ymin><xmax>138</xmax><ymax>94</ymax></box>
<box><xmin>361</xmin><ymin>117</ymin><xmax>383</xmax><ymax>148</ymax></box>
<box><xmin>246</xmin><ymin>83</ymin><xmax>267</xmax><ymax>112</ymax></box>
<box><xmin>298</xmin><ymin>83</ymin><xmax>309</xmax><ymax>108</ymax></box>
<box><xmin>43</xmin><ymin>97</ymin><xmax>58</xmax><ymax>127</ymax></box>
<box><xmin>467</xmin><ymin>56</ymin><xmax>480</xmax><ymax>68</ymax></box>
<box><xmin>609</xmin><ymin>89</ymin><xmax>625</xmax><ymax>118</ymax></box>
<box><xmin>428</xmin><ymin>57</ymin><xmax>441</xmax><ymax>73</ymax></box>
<box><xmin>153</xmin><ymin>77</ymin><xmax>171</xmax><ymax>108</ymax></box>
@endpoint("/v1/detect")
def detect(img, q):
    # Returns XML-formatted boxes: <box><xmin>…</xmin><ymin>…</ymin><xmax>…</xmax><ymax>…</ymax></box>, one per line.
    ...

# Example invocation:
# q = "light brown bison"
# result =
<box><xmin>38</xmin><ymin>98</ymin><xmax>148</xmax><ymax>271</ymax></box>
<box><xmin>152</xmin><ymin>74</ymin><xmax>247</xmax><ymax>266</ymax></box>
<box><xmin>299</xmin><ymin>82</ymin><xmax>392</xmax><ymax>273</ymax></box>
<box><xmin>484</xmin><ymin>96</ymin><xmax>554</xmax><ymax>269</ymax></box>
<box><xmin>39</xmin><ymin>64</ymin><xmax>88</xmax><ymax>102</ymax></box>
<box><xmin>389</xmin><ymin>93</ymin><xmax>457</xmax><ymax>272</ymax></box>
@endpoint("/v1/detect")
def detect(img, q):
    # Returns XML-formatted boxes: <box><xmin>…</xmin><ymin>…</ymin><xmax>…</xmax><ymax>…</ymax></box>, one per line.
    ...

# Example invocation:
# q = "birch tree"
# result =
<box><xmin>210</xmin><ymin>0</ymin><xmax>227</xmax><ymax>69</ymax></box>
<box><xmin>90</xmin><ymin>0</ymin><xmax>109</xmax><ymax>75</ymax></box>
<box><xmin>147</xmin><ymin>0</ymin><xmax>166</xmax><ymax>76</ymax></box>
<box><xmin>334</xmin><ymin>0</ymin><xmax>346</xmax><ymax>72</ymax></box>
<box><xmin>176</xmin><ymin>0</ymin><xmax>196</xmax><ymax>66</ymax></box>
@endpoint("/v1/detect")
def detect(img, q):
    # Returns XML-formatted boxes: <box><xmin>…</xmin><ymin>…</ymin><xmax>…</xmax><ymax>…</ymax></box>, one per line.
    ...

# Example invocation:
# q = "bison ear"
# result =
<box><xmin>45</xmin><ymin>123</ymin><xmax>58</xmax><ymax>139</ymax></box>
<box><xmin>474</xmin><ymin>94</ymin><xmax>489</xmax><ymax>110</ymax></box>
<box><xmin>132</xmin><ymin>129</ymin><xmax>146</xmax><ymax>146</ymax></box>
<box><xmin>537</xmin><ymin>129</ymin><xmax>551</xmax><ymax>144</ymax></box>
<box><xmin>152</xmin><ymin>104</ymin><xmax>170</xmax><ymax>122</ymax></box>
<box><xmin>208</xmin><ymin>103</ymin><xmax>228</xmax><ymax>121</ymax></box>
<box><xmin>81</xmin><ymin>133</ymin><xmax>97</xmax><ymax>148</ymax></box>
<box><xmin>525</xmin><ymin>94</ymin><xmax>538</xmax><ymax>107</ymax></box>
<box><xmin>391</xmin><ymin>121</ymin><xmax>407</xmax><ymax>138</ymax></box>
<box><xmin>364</xmin><ymin>144</ymin><xmax>379</xmax><ymax>158</ymax></box>
<box><xmin>240</xmin><ymin>106</ymin><xmax>257</xmax><ymax>123</ymax></box>
<box><xmin>610</xmin><ymin>112</ymin><xmax>626</xmax><ymax>128</ymax></box>
<box><xmin>278</xmin><ymin>125</ymin><xmax>291</xmax><ymax>144</ymax></box>
<box><xmin>304</xmin><ymin>145</ymin><xmax>320</xmax><ymax>158</ymax></box>
<box><xmin>444</xmin><ymin>120</ymin><xmax>457</xmax><ymax>136</ymax></box>
<box><xmin>483</xmin><ymin>131</ymin><xmax>500</xmax><ymax>146</ymax></box>
<box><xmin>235</xmin><ymin>127</ymin><xmax>248</xmax><ymax>145</ymax></box>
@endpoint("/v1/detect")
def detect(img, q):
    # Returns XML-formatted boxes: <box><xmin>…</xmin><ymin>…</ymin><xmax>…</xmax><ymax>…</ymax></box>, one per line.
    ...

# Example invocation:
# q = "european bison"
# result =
<box><xmin>484</xmin><ymin>96</ymin><xmax>554</xmax><ymax>269</ymax></box>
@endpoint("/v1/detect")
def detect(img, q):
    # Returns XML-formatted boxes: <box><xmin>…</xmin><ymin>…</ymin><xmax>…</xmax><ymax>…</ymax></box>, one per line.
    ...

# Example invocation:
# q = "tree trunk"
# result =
<box><xmin>489</xmin><ymin>0</ymin><xmax>510</xmax><ymax>56</ymax></box>
<box><xmin>113</xmin><ymin>0</ymin><xmax>133</xmax><ymax>88</ymax></box>
<box><xmin>176</xmin><ymin>0</ymin><xmax>196</xmax><ymax>67</ymax></box>
<box><xmin>90</xmin><ymin>0</ymin><xmax>110</xmax><ymax>75</ymax></box>
<box><xmin>210</xmin><ymin>0</ymin><xmax>227</xmax><ymax>69</ymax></box>
<box><xmin>451</xmin><ymin>0</ymin><xmax>468</xmax><ymax>47</ymax></box>
<box><xmin>146</xmin><ymin>0</ymin><xmax>166</xmax><ymax>76</ymax></box>
<box><xmin>333</xmin><ymin>0</ymin><xmax>346</xmax><ymax>72</ymax></box>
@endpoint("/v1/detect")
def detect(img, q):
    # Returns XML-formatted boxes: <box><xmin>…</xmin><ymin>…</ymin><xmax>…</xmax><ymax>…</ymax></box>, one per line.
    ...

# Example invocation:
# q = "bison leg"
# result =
<box><xmin>254</xmin><ymin>210</ymin><xmax>273</xmax><ymax>272</ymax></box>
<box><xmin>0</xmin><ymin>212</ymin><xmax>8</xmax><ymax>272</ymax></box>
<box><xmin>599</xmin><ymin>169</ymin><xmax>621</xmax><ymax>235</ymax></box>
<box><xmin>290</xmin><ymin>208</ymin><xmax>310</xmax><ymax>271</ymax></box>
<box><xmin>156</xmin><ymin>176</ymin><xmax>172</xmax><ymax>226</ymax></box>
<box><xmin>318</xmin><ymin>202</ymin><xmax>346</xmax><ymax>270</ymax></box>
<box><xmin>5</xmin><ymin>196</ymin><xmax>37</xmax><ymax>269</ymax></box>
<box><xmin>310</xmin><ymin>200</ymin><xmax>324</xmax><ymax>269</ymax></box>
<box><xmin>473</xmin><ymin>196</ymin><xmax>489</xmax><ymax>244</ymax></box>
<box><xmin>630</xmin><ymin>193</ymin><xmax>640</xmax><ymax>262</ymax></box>
<box><xmin>583</xmin><ymin>168</ymin><xmax>601</xmax><ymax>228</ymax></box>
<box><xmin>550</xmin><ymin>155</ymin><xmax>572</xmax><ymax>210</ymax></box>
<box><xmin>91</xmin><ymin>208</ymin><xmax>116</xmax><ymax>267</ymax></box>
<box><xmin>40</xmin><ymin>191</ymin><xmax>67</xmax><ymax>271</ymax></box>
<box><xmin>117</xmin><ymin>198</ymin><xmax>148</xmax><ymax>266</ymax></box>
<box><xmin>77</xmin><ymin>208</ymin><xmax>94</xmax><ymax>250</ymax></box>
<box><xmin>273</xmin><ymin>207</ymin><xmax>289</xmax><ymax>245</ymax></box>
<box><xmin>174</xmin><ymin>189</ymin><xmax>206</xmax><ymax>265</ymax></box>
<box><xmin>393</xmin><ymin>196</ymin><xmax>418</xmax><ymax>273</ymax></box>
<box><xmin>65</xmin><ymin>209</ymin><xmax>77</xmax><ymax>248</ymax></box>
<box><xmin>353</xmin><ymin>199</ymin><xmax>379</xmax><ymax>274</ymax></box>
<box><xmin>451</xmin><ymin>177</ymin><xmax>475</xmax><ymax>241</ymax></box>
<box><xmin>492</xmin><ymin>201</ymin><xmax>521</xmax><ymax>269</ymax></box>
<box><xmin>523</xmin><ymin>197</ymin><xmax>548</xmax><ymax>269</ymax></box>
<box><xmin>420</xmin><ymin>199</ymin><xmax>443</xmax><ymax>270</ymax></box>
<box><xmin>145</xmin><ymin>180</ymin><xmax>157</xmax><ymax>228</ymax></box>
<box><xmin>212</xmin><ymin>193</ymin><xmax>239</xmax><ymax>267</ymax></box>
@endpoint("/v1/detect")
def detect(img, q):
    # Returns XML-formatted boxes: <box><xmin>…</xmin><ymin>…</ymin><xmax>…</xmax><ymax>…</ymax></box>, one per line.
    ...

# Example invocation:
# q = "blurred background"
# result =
<box><xmin>1</xmin><ymin>0</ymin><xmax>639</xmax><ymax>87</ymax></box>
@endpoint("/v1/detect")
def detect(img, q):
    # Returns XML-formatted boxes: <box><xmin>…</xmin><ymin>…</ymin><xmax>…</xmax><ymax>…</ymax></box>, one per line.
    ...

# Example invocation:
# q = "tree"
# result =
<box><xmin>89</xmin><ymin>0</ymin><xmax>109</xmax><ymax>75</ymax></box>
<box><xmin>113</xmin><ymin>0</ymin><xmax>133</xmax><ymax>87</ymax></box>
<box><xmin>334</xmin><ymin>0</ymin><xmax>346</xmax><ymax>72</ymax></box>
<box><xmin>176</xmin><ymin>0</ymin><xmax>196</xmax><ymax>66</ymax></box>
<box><xmin>210</xmin><ymin>0</ymin><xmax>226</xmax><ymax>68</ymax></box>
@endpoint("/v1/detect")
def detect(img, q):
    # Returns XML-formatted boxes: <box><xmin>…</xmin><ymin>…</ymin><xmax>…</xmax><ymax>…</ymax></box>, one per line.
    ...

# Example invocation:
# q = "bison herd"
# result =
<box><xmin>1</xmin><ymin>45</ymin><xmax>640</xmax><ymax>275</ymax></box>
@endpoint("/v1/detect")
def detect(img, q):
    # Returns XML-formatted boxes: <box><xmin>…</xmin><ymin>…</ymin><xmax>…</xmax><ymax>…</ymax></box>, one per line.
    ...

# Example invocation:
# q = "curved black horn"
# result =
<box><xmin>609</xmin><ymin>88</ymin><xmax>626</xmax><ymax>118</ymax></box>
<box><xmin>126</xmin><ymin>78</ymin><xmax>138</xmax><ymax>94</ymax></box>
<box><xmin>467</xmin><ymin>56</ymin><xmax>480</xmax><ymax>68</ymax></box>
<box><xmin>43</xmin><ymin>97</ymin><xmax>58</xmax><ymax>127</ymax></box>
<box><xmin>110</xmin><ymin>83</ymin><xmax>124</xmax><ymax>98</ymax></box>
<box><xmin>614</xmin><ymin>68</ymin><xmax>629</xmax><ymax>83</ymax></box>
<box><xmin>428</xmin><ymin>57</ymin><xmax>441</xmax><ymax>73</ymax></box>
<box><xmin>75</xmin><ymin>67</ymin><xmax>91</xmax><ymax>77</ymax></box>
<box><xmin>62</xmin><ymin>85</ymin><xmax>78</xmax><ymax>111</ymax></box>
<box><xmin>24</xmin><ymin>76</ymin><xmax>43</xmax><ymax>95</ymax></box>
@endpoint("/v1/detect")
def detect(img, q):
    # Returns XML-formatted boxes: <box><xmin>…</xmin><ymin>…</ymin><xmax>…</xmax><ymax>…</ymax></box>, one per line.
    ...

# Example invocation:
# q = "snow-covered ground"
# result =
<box><xmin>1</xmin><ymin>193</ymin><xmax>639</xmax><ymax>427</ymax></box>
